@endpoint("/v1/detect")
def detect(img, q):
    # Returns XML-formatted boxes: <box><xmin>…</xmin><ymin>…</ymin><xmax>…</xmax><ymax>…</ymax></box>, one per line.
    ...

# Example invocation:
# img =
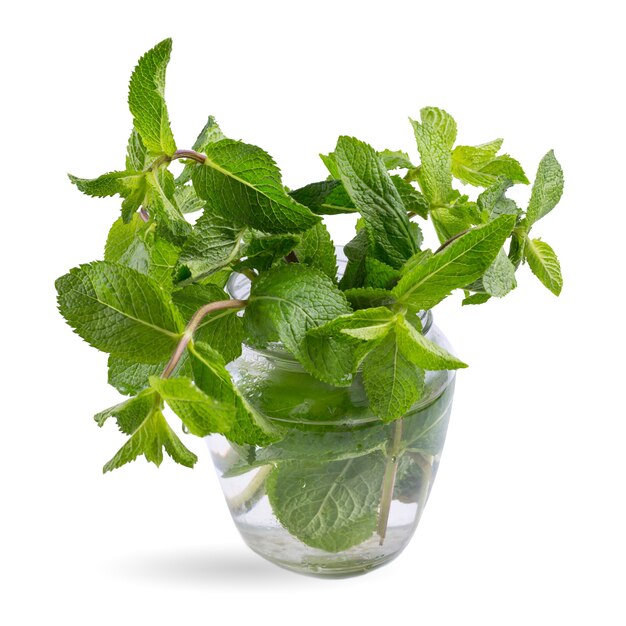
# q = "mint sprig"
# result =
<box><xmin>57</xmin><ymin>39</ymin><xmax>565</xmax><ymax>495</ymax></box>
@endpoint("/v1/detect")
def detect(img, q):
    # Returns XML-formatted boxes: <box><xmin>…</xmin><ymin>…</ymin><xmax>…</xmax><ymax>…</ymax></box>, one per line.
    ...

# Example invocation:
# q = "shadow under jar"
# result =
<box><xmin>207</xmin><ymin>263</ymin><xmax>457</xmax><ymax>577</ymax></box>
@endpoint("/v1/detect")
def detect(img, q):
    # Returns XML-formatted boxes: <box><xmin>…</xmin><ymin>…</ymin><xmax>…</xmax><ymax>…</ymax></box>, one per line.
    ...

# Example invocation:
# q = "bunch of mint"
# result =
<box><xmin>56</xmin><ymin>39</ymin><xmax>564</xmax><ymax>473</ymax></box>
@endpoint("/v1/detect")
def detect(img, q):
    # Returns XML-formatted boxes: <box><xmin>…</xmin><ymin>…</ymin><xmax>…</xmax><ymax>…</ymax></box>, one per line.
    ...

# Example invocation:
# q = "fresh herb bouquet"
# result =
<box><xmin>56</xmin><ymin>39</ymin><xmax>564</xmax><ymax>574</ymax></box>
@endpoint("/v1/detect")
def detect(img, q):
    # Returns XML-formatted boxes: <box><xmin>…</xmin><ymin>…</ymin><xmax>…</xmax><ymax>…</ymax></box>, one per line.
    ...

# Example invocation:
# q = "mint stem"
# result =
<box><xmin>172</xmin><ymin>149</ymin><xmax>207</xmax><ymax>164</ymax></box>
<box><xmin>227</xmin><ymin>465</ymin><xmax>273</xmax><ymax>513</ymax></box>
<box><xmin>161</xmin><ymin>298</ymin><xmax>247</xmax><ymax>378</ymax></box>
<box><xmin>377</xmin><ymin>419</ymin><xmax>404</xmax><ymax>545</ymax></box>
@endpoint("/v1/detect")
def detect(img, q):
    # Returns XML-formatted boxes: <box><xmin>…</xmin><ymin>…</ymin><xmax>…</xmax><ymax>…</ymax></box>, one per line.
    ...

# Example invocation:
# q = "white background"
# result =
<box><xmin>1</xmin><ymin>1</ymin><xmax>625</xmax><ymax>624</ymax></box>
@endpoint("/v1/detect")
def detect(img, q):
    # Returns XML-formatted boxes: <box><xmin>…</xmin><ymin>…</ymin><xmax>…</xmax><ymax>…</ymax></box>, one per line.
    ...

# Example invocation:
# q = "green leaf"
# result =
<box><xmin>102</xmin><ymin>402</ymin><xmax>196</xmax><ymax>473</ymax></box>
<box><xmin>362</xmin><ymin>328</ymin><xmax>425</xmax><ymax>422</ymax></box>
<box><xmin>126</xmin><ymin>129</ymin><xmax>149</xmax><ymax>171</ymax></box>
<box><xmin>526</xmin><ymin>150</ymin><xmax>564</xmax><ymax>226</ymax></box>
<box><xmin>266</xmin><ymin>453</ymin><xmax>386</xmax><ymax>552</ymax></box>
<box><xmin>429</xmin><ymin>199</ymin><xmax>480</xmax><ymax>242</ymax></box>
<box><xmin>289</xmin><ymin>180</ymin><xmax>356</xmax><ymax>215</ymax></box>
<box><xmin>173</xmin><ymin>185</ymin><xmax>205</xmax><ymax>214</ymax></box>
<box><xmin>462</xmin><ymin>292</ymin><xmax>491</xmax><ymax>306</ymax></box>
<box><xmin>69</xmin><ymin>170</ymin><xmax>147</xmax><ymax>222</ymax></box>
<box><xmin>410</xmin><ymin>108</ymin><xmax>455</xmax><ymax>205</ymax></box>
<box><xmin>149</xmin><ymin>376</ymin><xmax>235</xmax><ymax>436</ymax></box>
<box><xmin>143</xmin><ymin>169</ymin><xmax>191</xmax><ymax>239</ymax></box>
<box><xmin>176</xmin><ymin>210</ymin><xmax>246</xmax><ymax>283</ymax></box>
<box><xmin>172</xmin><ymin>284</ymin><xmax>244</xmax><ymax>362</ymax></box>
<box><xmin>236</xmin><ymin>232</ymin><xmax>300</xmax><ymax>272</ymax></box>
<box><xmin>481</xmin><ymin>248</ymin><xmax>517</xmax><ymax>297</ymax></box>
<box><xmin>245</xmin><ymin>265</ymin><xmax>355</xmax><ymax>385</ymax></box>
<box><xmin>378</xmin><ymin>149</ymin><xmax>414</xmax><ymax>170</ymax></box>
<box><xmin>479</xmin><ymin>155</ymin><xmax>528</xmax><ymax>184</ymax></box>
<box><xmin>310</xmin><ymin>307</ymin><xmax>395</xmax><ymax>342</ymax></box>
<box><xmin>477</xmin><ymin>179</ymin><xmax>520</xmax><ymax>219</ymax></box>
<box><xmin>107</xmin><ymin>354</ymin><xmax>191</xmax><ymax>396</ymax></box>
<box><xmin>245</xmin><ymin>264</ymin><xmax>352</xmax><ymax>362</ymax></box>
<box><xmin>339</xmin><ymin>227</ymin><xmax>370</xmax><ymax>290</ymax></box>
<box><xmin>391</xmin><ymin>175</ymin><xmax>429</xmax><ymax>219</ymax></box>
<box><xmin>524</xmin><ymin>237</ymin><xmax>563</xmax><ymax>295</ymax></box>
<box><xmin>95</xmin><ymin>388</ymin><xmax>156</xmax><ymax>432</ymax></box>
<box><xmin>334</xmin><ymin>136</ymin><xmax>419</xmax><ymax>268</ymax></box>
<box><xmin>56</xmin><ymin>261</ymin><xmax>183</xmax><ymax>363</ymax></box>
<box><xmin>343</xmin><ymin>287</ymin><xmax>396</xmax><ymax>310</ymax></box>
<box><xmin>176</xmin><ymin>116</ymin><xmax>226</xmax><ymax>184</ymax></box>
<box><xmin>451</xmin><ymin>141</ymin><xmax>527</xmax><ymax>187</ymax></box>
<box><xmin>396</xmin><ymin>316</ymin><xmax>467</xmax><ymax>370</ymax></box>
<box><xmin>293</xmin><ymin>222</ymin><xmax>337</xmax><ymax>279</ymax></box>
<box><xmin>224</xmin><ymin>423</ymin><xmax>389</xmax><ymax>477</ymax></box>
<box><xmin>189</xmin><ymin>342</ymin><xmax>277</xmax><ymax>446</ymax></box>
<box><xmin>393</xmin><ymin>215</ymin><xmax>516</xmax><ymax>310</ymax></box>
<box><xmin>104</xmin><ymin>215</ymin><xmax>180</xmax><ymax>290</ymax></box>
<box><xmin>363</xmin><ymin>257</ymin><xmax>400</xmax><ymax>290</ymax></box>
<box><xmin>128</xmin><ymin>38</ymin><xmax>176</xmax><ymax>156</ymax></box>
<box><xmin>319</xmin><ymin>152</ymin><xmax>341</xmax><ymax>179</ymax></box>
<box><xmin>191</xmin><ymin>139</ymin><xmax>319</xmax><ymax>233</ymax></box>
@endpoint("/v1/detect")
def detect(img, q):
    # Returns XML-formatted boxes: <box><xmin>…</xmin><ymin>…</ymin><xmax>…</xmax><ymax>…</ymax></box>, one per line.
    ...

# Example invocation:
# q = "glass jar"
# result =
<box><xmin>207</xmin><ymin>267</ymin><xmax>457</xmax><ymax>576</ymax></box>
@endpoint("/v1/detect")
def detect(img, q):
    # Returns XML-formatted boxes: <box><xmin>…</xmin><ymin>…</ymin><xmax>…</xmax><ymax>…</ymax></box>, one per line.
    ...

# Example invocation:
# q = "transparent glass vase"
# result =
<box><xmin>208</xmin><ymin>269</ymin><xmax>456</xmax><ymax>576</ymax></box>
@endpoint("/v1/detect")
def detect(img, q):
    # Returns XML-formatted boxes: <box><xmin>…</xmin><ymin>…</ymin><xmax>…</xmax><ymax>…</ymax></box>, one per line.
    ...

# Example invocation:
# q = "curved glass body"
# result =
<box><xmin>207</xmin><ymin>310</ymin><xmax>456</xmax><ymax>577</ymax></box>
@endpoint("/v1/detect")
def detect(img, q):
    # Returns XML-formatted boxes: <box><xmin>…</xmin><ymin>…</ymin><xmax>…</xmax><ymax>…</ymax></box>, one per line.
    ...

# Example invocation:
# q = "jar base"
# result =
<box><xmin>237</xmin><ymin>523</ymin><xmax>413</xmax><ymax>578</ymax></box>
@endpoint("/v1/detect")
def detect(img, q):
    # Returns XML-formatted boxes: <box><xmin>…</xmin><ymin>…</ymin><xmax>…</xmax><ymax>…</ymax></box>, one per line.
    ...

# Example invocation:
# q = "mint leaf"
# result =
<box><xmin>266</xmin><ymin>453</ymin><xmax>386</xmax><ymax>552</ymax></box>
<box><xmin>236</xmin><ymin>232</ymin><xmax>300</xmax><ymax>272</ymax></box>
<box><xmin>310</xmin><ymin>307</ymin><xmax>395</xmax><ymax>342</ymax></box>
<box><xmin>191</xmin><ymin>139</ymin><xmax>319</xmax><ymax>233</ymax></box>
<box><xmin>334</xmin><ymin>136</ymin><xmax>419</xmax><ymax>268</ymax></box>
<box><xmin>149</xmin><ymin>376</ymin><xmax>235</xmax><ymax>436</ymax></box>
<box><xmin>362</xmin><ymin>328</ymin><xmax>425</xmax><ymax>422</ymax></box>
<box><xmin>363</xmin><ymin>257</ymin><xmax>400</xmax><ymax>290</ymax></box>
<box><xmin>126</xmin><ymin>129</ymin><xmax>149</xmax><ymax>171</ymax></box>
<box><xmin>379</xmin><ymin>149</ymin><xmax>414</xmax><ymax>170</ymax></box>
<box><xmin>343</xmin><ymin>287</ymin><xmax>397</xmax><ymax>310</ymax></box>
<box><xmin>477</xmin><ymin>179</ymin><xmax>520</xmax><ymax>219</ymax></box>
<box><xmin>462</xmin><ymin>292</ymin><xmax>491</xmax><ymax>306</ymax></box>
<box><xmin>56</xmin><ymin>261</ymin><xmax>183</xmax><ymax>363</ymax></box>
<box><xmin>102</xmin><ymin>402</ymin><xmax>196</xmax><ymax>473</ymax></box>
<box><xmin>95</xmin><ymin>389</ymin><xmax>156</xmax><ymax>432</ymax></box>
<box><xmin>108</xmin><ymin>354</ymin><xmax>191</xmax><ymax>396</ymax></box>
<box><xmin>481</xmin><ymin>248</ymin><xmax>517</xmax><ymax>297</ymax></box>
<box><xmin>293</xmin><ymin>222</ymin><xmax>337</xmax><ymax>279</ymax></box>
<box><xmin>402</xmin><ymin>384</ymin><xmax>455</xmax><ymax>454</ymax></box>
<box><xmin>339</xmin><ymin>227</ymin><xmax>370</xmax><ymax>290</ymax></box>
<box><xmin>176</xmin><ymin>210</ymin><xmax>245</xmax><ymax>283</ymax></box>
<box><xmin>452</xmin><ymin>140</ymin><xmax>528</xmax><ymax>187</ymax></box>
<box><xmin>245</xmin><ymin>265</ymin><xmax>352</xmax><ymax>361</ymax></box>
<box><xmin>393</xmin><ymin>215</ymin><xmax>516</xmax><ymax>310</ymax></box>
<box><xmin>172</xmin><ymin>284</ymin><xmax>243</xmax><ymax>362</ymax></box>
<box><xmin>176</xmin><ymin>116</ymin><xmax>226</xmax><ymax>184</ymax></box>
<box><xmin>173</xmin><ymin>185</ymin><xmax>205</xmax><ymax>214</ymax></box>
<box><xmin>319</xmin><ymin>152</ymin><xmax>341</xmax><ymax>179</ymax></box>
<box><xmin>479</xmin><ymin>155</ymin><xmax>528</xmax><ymax>184</ymax></box>
<box><xmin>420</xmin><ymin>107</ymin><xmax>458</xmax><ymax>148</ymax></box>
<box><xmin>289</xmin><ymin>180</ymin><xmax>356</xmax><ymax>215</ymax></box>
<box><xmin>410</xmin><ymin>108</ymin><xmax>455</xmax><ymax>205</ymax></box>
<box><xmin>396</xmin><ymin>316</ymin><xmax>467</xmax><ymax>370</ymax></box>
<box><xmin>224</xmin><ymin>423</ymin><xmax>389</xmax><ymax>477</ymax></box>
<box><xmin>524</xmin><ymin>238</ymin><xmax>563</xmax><ymax>295</ymax></box>
<box><xmin>189</xmin><ymin>342</ymin><xmax>277</xmax><ymax>446</ymax></box>
<box><xmin>69</xmin><ymin>170</ymin><xmax>147</xmax><ymax>222</ymax></box>
<box><xmin>526</xmin><ymin>150</ymin><xmax>564</xmax><ymax>226</ymax></box>
<box><xmin>128</xmin><ymin>38</ymin><xmax>176</xmax><ymax>156</ymax></box>
<box><xmin>143</xmin><ymin>169</ymin><xmax>190</xmax><ymax>239</ymax></box>
<box><xmin>391</xmin><ymin>175</ymin><xmax>429</xmax><ymax>219</ymax></box>
<box><xmin>104</xmin><ymin>215</ymin><xmax>180</xmax><ymax>290</ymax></box>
